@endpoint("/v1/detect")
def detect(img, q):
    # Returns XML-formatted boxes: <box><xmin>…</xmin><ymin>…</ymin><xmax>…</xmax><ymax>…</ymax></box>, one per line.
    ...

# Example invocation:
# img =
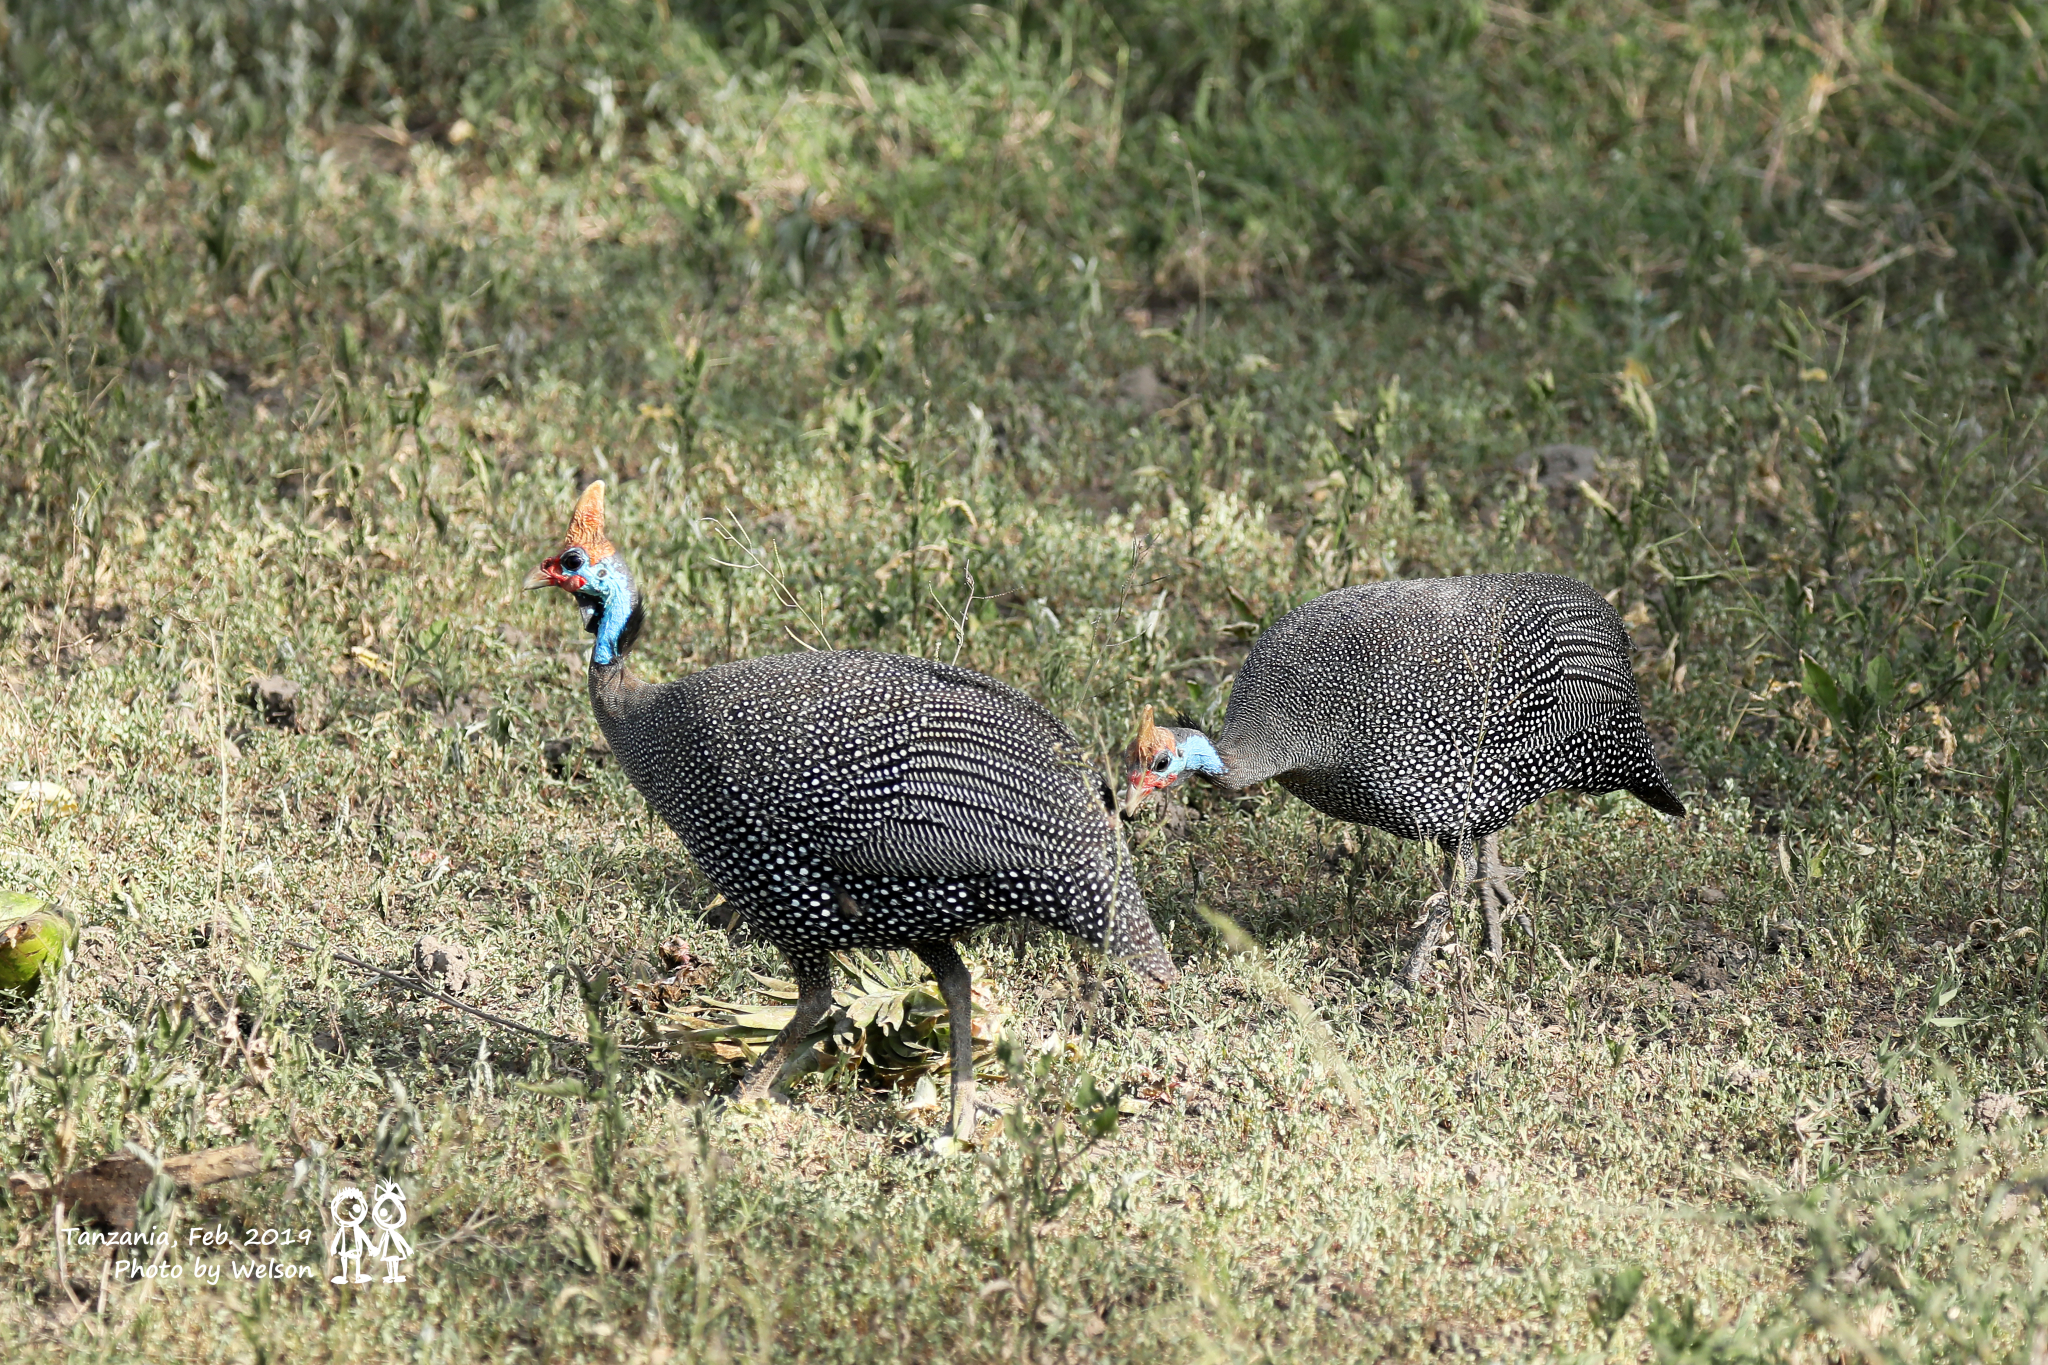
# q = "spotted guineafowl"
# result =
<box><xmin>527</xmin><ymin>483</ymin><xmax>1175</xmax><ymax>1138</ymax></box>
<box><xmin>1122</xmin><ymin>573</ymin><xmax>1683</xmax><ymax>983</ymax></box>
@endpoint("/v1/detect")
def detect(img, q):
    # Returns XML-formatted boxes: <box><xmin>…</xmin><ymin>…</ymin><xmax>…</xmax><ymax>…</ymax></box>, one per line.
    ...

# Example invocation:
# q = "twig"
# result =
<box><xmin>54</xmin><ymin>1198</ymin><xmax>85</xmax><ymax>1317</ymax></box>
<box><xmin>211</xmin><ymin>624</ymin><xmax>230</xmax><ymax>937</ymax></box>
<box><xmin>702</xmin><ymin>512</ymin><xmax>836</xmax><ymax>650</ymax></box>
<box><xmin>419</xmin><ymin>1203</ymin><xmax>503</xmax><ymax>1253</ymax></box>
<box><xmin>1171</xmin><ymin>131</ymin><xmax>1207</xmax><ymax>339</ymax></box>
<box><xmin>930</xmin><ymin>557</ymin><xmax>984</xmax><ymax>665</ymax></box>
<box><xmin>304</xmin><ymin>944</ymin><xmax>671</xmax><ymax>1053</ymax></box>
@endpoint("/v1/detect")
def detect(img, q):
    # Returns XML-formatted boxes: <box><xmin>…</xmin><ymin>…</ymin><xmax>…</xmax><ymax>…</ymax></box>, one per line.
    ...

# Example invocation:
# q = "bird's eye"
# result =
<box><xmin>1151</xmin><ymin>753</ymin><xmax>1171</xmax><ymax>772</ymax></box>
<box><xmin>561</xmin><ymin>549</ymin><xmax>585</xmax><ymax>571</ymax></box>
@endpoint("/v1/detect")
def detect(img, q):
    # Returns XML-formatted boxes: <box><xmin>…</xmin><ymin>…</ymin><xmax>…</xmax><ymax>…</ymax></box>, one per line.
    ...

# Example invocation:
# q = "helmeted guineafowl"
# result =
<box><xmin>1122</xmin><ymin>573</ymin><xmax>1683</xmax><ymax>983</ymax></box>
<box><xmin>526</xmin><ymin>483</ymin><xmax>1175</xmax><ymax>1138</ymax></box>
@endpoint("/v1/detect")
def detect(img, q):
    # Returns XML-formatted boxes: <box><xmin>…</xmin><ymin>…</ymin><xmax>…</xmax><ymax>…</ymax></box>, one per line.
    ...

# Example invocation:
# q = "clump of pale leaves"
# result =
<box><xmin>628</xmin><ymin>948</ymin><xmax>1004</xmax><ymax>1090</ymax></box>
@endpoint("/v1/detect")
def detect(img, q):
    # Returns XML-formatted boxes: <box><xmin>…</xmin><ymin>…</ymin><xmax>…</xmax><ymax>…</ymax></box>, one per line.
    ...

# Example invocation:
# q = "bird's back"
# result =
<box><xmin>1223</xmin><ymin>574</ymin><xmax>1681</xmax><ymax>839</ymax></box>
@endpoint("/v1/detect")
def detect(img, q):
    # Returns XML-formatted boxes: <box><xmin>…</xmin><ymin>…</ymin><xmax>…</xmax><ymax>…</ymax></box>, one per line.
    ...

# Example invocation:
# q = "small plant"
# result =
<box><xmin>1990</xmin><ymin>750</ymin><xmax>2025</xmax><ymax>890</ymax></box>
<box><xmin>1642</xmin><ymin>1295</ymin><xmax>1769</xmax><ymax>1364</ymax></box>
<box><xmin>977</xmin><ymin>1035</ymin><xmax>1122</xmax><ymax>1337</ymax></box>
<box><xmin>1799</xmin><ymin>654</ymin><xmax>1894</xmax><ymax>751</ymax></box>
<box><xmin>1588</xmin><ymin>1264</ymin><xmax>1646</xmax><ymax>1350</ymax></box>
<box><xmin>397</xmin><ymin>616</ymin><xmax>466</xmax><ymax>713</ymax></box>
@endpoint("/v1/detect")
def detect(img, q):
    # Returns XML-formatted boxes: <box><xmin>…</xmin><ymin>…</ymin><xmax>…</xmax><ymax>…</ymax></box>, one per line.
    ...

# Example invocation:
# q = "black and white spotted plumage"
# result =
<box><xmin>1136</xmin><ymin>572</ymin><xmax>1681</xmax><ymax>981</ymax></box>
<box><xmin>1210</xmin><ymin>573</ymin><xmax>1683</xmax><ymax>841</ymax></box>
<box><xmin>591</xmin><ymin>650</ymin><xmax>1174</xmax><ymax>979</ymax></box>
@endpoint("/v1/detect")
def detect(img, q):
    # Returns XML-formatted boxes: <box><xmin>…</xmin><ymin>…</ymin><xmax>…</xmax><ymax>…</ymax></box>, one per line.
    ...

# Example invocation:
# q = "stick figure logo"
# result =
<box><xmin>368</xmin><ymin>1181</ymin><xmax>412</xmax><ymax>1284</ymax></box>
<box><xmin>328</xmin><ymin>1183</ymin><xmax>412</xmax><ymax>1286</ymax></box>
<box><xmin>328</xmin><ymin>1188</ymin><xmax>371</xmax><ymax>1285</ymax></box>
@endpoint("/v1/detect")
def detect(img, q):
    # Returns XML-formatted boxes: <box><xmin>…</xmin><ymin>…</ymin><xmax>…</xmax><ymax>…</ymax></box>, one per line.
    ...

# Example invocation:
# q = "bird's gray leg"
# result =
<box><xmin>1398</xmin><ymin>845</ymin><xmax>1461</xmax><ymax>988</ymax></box>
<box><xmin>1479</xmin><ymin>831</ymin><xmax>1506</xmax><ymax>962</ymax></box>
<box><xmin>734</xmin><ymin>951</ymin><xmax>834</xmax><ymax>1104</ymax></box>
<box><xmin>1344</xmin><ymin>831</ymin><xmax>1370</xmax><ymax>917</ymax></box>
<box><xmin>912</xmin><ymin>941</ymin><xmax>978</xmax><ymax>1142</ymax></box>
<box><xmin>1477</xmin><ymin>831</ymin><xmax>1528</xmax><ymax>962</ymax></box>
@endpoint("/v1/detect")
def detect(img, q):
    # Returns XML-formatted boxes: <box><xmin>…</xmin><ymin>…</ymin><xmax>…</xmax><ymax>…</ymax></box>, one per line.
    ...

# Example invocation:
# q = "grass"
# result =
<box><xmin>3</xmin><ymin>1</ymin><xmax>2048</xmax><ymax>1360</ymax></box>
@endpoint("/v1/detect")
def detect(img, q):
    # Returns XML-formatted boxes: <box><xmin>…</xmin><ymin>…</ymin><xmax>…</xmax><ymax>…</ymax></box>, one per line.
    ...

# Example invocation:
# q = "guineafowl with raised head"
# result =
<box><xmin>526</xmin><ymin>482</ymin><xmax>1175</xmax><ymax>1139</ymax></box>
<box><xmin>1122</xmin><ymin>573</ymin><xmax>1683</xmax><ymax>984</ymax></box>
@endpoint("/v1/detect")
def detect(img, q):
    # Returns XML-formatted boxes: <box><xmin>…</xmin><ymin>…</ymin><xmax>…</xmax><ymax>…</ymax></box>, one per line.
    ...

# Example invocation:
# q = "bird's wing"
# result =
<box><xmin>725</xmin><ymin>656</ymin><xmax>1113</xmax><ymax>880</ymax></box>
<box><xmin>1484</xmin><ymin>592</ymin><xmax>1641</xmax><ymax>757</ymax></box>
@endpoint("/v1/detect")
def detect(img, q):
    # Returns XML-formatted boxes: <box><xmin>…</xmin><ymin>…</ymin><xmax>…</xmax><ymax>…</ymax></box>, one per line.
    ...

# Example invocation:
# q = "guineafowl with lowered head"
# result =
<box><xmin>1122</xmin><ymin>573</ymin><xmax>1683</xmax><ymax>983</ymax></box>
<box><xmin>526</xmin><ymin>482</ymin><xmax>1175</xmax><ymax>1139</ymax></box>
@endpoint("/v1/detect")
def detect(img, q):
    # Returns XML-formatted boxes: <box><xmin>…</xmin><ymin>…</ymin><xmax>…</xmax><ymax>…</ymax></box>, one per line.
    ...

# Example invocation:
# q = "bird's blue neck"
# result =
<box><xmin>1179</xmin><ymin>732</ymin><xmax>1228</xmax><ymax>777</ymax></box>
<box><xmin>582</xmin><ymin>555</ymin><xmax>637</xmax><ymax>667</ymax></box>
<box><xmin>592</xmin><ymin>600</ymin><xmax>628</xmax><ymax>666</ymax></box>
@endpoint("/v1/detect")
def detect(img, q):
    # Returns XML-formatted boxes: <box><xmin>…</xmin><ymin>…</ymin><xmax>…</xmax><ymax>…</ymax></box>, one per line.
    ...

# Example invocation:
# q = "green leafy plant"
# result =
<box><xmin>1991</xmin><ymin>750</ymin><xmax>2025</xmax><ymax>887</ymax></box>
<box><xmin>977</xmin><ymin>1035</ymin><xmax>1123</xmax><ymax>1336</ymax></box>
<box><xmin>1642</xmin><ymin>1295</ymin><xmax>1768</xmax><ymax>1364</ymax></box>
<box><xmin>1800</xmin><ymin>654</ymin><xmax>1895</xmax><ymax>744</ymax></box>
<box><xmin>1589</xmin><ymin>1264</ymin><xmax>1646</xmax><ymax>1349</ymax></box>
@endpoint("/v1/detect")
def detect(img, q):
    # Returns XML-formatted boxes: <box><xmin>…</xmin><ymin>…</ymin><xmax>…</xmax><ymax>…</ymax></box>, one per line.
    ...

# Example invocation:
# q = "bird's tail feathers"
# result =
<box><xmin>1105</xmin><ymin>844</ymin><xmax>1178</xmax><ymax>983</ymax></box>
<box><xmin>1631</xmin><ymin>769</ymin><xmax>1687</xmax><ymax>818</ymax></box>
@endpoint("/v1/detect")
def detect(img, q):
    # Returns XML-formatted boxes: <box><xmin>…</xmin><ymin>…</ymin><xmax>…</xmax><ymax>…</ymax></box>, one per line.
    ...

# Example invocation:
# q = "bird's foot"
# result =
<box><xmin>929</xmin><ymin>1125</ymin><xmax>985</xmax><ymax>1155</ymax></box>
<box><xmin>924</xmin><ymin>1118</ymin><xmax>992</xmax><ymax>1157</ymax></box>
<box><xmin>1478</xmin><ymin>870</ymin><xmax>1528</xmax><ymax>962</ymax></box>
<box><xmin>1476</xmin><ymin>868</ymin><xmax>1527</xmax><ymax>904</ymax></box>
<box><xmin>940</xmin><ymin>1095</ymin><xmax>1008</xmax><ymax>1148</ymax></box>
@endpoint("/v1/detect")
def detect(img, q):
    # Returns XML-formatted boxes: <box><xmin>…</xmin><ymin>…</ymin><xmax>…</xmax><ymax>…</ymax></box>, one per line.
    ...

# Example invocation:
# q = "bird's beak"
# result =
<box><xmin>1121</xmin><ymin>770</ymin><xmax>1168</xmax><ymax>819</ymax></box>
<box><xmin>524</xmin><ymin>559</ymin><xmax>564</xmax><ymax>592</ymax></box>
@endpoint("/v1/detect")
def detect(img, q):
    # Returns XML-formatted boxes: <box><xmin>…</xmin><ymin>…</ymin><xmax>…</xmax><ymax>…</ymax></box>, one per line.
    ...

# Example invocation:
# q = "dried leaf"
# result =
<box><xmin>637</xmin><ymin>949</ymin><xmax>1003</xmax><ymax>1087</ymax></box>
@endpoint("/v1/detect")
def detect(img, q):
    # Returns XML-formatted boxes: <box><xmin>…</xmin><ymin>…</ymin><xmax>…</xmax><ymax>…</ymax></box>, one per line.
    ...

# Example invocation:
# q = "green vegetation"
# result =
<box><xmin>3</xmin><ymin>1</ymin><xmax>2046</xmax><ymax>1359</ymax></box>
<box><xmin>0</xmin><ymin>891</ymin><xmax>69</xmax><ymax>995</ymax></box>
